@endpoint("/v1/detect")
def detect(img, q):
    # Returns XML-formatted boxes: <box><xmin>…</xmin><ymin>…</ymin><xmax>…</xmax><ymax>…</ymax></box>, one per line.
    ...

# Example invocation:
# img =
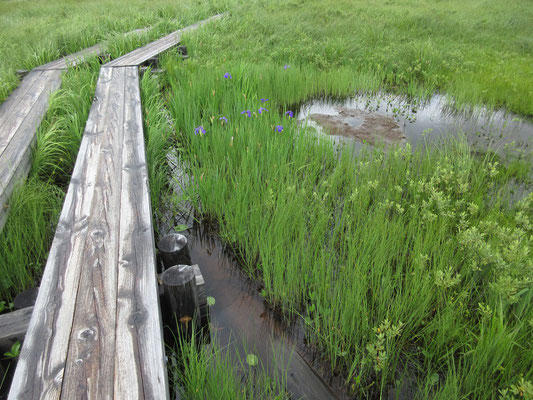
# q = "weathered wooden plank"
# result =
<box><xmin>8</xmin><ymin>67</ymin><xmax>115</xmax><ymax>400</ymax></box>
<box><xmin>32</xmin><ymin>26</ymin><xmax>152</xmax><ymax>71</ymax></box>
<box><xmin>60</xmin><ymin>67</ymin><xmax>126</xmax><ymax>399</ymax></box>
<box><xmin>114</xmin><ymin>66</ymin><xmax>168</xmax><ymax>399</ymax></box>
<box><xmin>34</xmin><ymin>43</ymin><xmax>103</xmax><ymax>71</ymax></box>
<box><xmin>105</xmin><ymin>14</ymin><xmax>224</xmax><ymax>67</ymax></box>
<box><xmin>0</xmin><ymin>70</ymin><xmax>62</xmax><ymax>230</ymax></box>
<box><xmin>0</xmin><ymin>71</ymin><xmax>50</xmax><ymax>156</ymax></box>
<box><xmin>0</xmin><ymin>71</ymin><xmax>42</xmax><ymax>122</ymax></box>
<box><xmin>0</xmin><ymin>307</ymin><xmax>33</xmax><ymax>354</ymax></box>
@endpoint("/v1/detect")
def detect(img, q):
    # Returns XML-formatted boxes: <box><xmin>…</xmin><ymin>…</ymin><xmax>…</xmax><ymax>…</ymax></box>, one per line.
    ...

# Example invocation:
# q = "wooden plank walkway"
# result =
<box><xmin>8</xmin><ymin>14</ymin><xmax>225</xmax><ymax>399</ymax></box>
<box><xmin>9</xmin><ymin>66</ymin><xmax>168</xmax><ymax>399</ymax></box>
<box><xmin>0</xmin><ymin>307</ymin><xmax>33</xmax><ymax>354</ymax></box>
<box><xmin>0</xmin><ymin>70</ymin><xmax>62</xmax><ymax>229</ymax></box>
<box><xmin>105</xmin><ymin>14</ymin><xmax>224</xmax><ymax>67</ymax></box>
<box><xmin>0</xmin><ymin>25</ymin><xmax>154</xmax><ymax>231</ymax></box>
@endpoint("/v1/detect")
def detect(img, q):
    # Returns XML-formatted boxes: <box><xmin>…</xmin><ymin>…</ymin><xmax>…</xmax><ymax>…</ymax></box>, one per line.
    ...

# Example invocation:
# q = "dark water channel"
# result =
<box><xmin>298</xmin><ymin>93</ymin><xmax>533</xmax><ymax>154</ymax></box>
<box><xmin>159</xmin><ymin>220</ymin><xmax>339</xmax><ymax>399</ymax></box>
<box><xmin>160</xmin><ymin>160</ymin><xmax>339</xmax><ymax>399</ymax></box>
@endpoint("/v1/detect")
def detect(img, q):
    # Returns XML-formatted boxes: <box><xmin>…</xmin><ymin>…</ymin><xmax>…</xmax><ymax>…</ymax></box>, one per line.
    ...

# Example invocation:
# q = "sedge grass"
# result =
<box><xmin>163</xmin><ymin>61</ymin><xmax>532</xmax><ymax>398</ymax></box>
<box><xmin>170</xmin><ymin>330</ymin><xmax>288</xmax><ymax>400</ymax></box>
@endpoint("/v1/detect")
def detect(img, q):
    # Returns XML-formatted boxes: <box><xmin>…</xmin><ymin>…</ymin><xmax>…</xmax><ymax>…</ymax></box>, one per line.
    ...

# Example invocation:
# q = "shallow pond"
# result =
<box><xmin>297</xmin><ymin>94</ymin><xmax>533</xmax><ymax>154</ymax></box>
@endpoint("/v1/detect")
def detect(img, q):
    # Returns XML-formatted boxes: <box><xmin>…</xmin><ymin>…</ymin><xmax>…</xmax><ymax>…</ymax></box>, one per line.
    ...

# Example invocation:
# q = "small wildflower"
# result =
<box><xmin>275</xmin><ymin>125</ymin><xmax>283</xmax><ymax>132</ymax></box>
<box><xmin>283</xmin><ymin>64</ymin><xmax>290</xmax><ymax>70</ymax></box>
<box><xmin>219</xmin><ymin>116</ymin><xmax>228</xmax><ymax>124</ymax></box>
<box><xmin>241</xmin><ymin>110</ymin><xmax>251</xmax><ymax>118</ymax></box>
<box><xmin>261</xmin><ymin>98</ymin><xmax>269</xmax><ymax>103</ymax></box>
<box><xmin>258</xmin><ymin>107</ymin><xmax>268</xmax><ymax>114</ymax></box>
<box><xmin>285</xmin><ymin>110</ymin><xmax>294</xmax><ymax>118</ymax></box>
<box><xmin>223</xmin><ymin>72</ymin><xmax>232</xmax><ymax>79</ymax></box>
<box><xmin>194</xmin><ymin>125</ymin><xmax>206</xmax><ymax>135</ymax></box>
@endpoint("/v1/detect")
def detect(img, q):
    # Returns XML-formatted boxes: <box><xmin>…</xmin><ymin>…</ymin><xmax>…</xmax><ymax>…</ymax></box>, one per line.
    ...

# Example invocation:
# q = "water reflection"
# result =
<box><xmin>298</xmin><ymin>94</ymin><xmax>533</xmax><ymax>154</ymax></box>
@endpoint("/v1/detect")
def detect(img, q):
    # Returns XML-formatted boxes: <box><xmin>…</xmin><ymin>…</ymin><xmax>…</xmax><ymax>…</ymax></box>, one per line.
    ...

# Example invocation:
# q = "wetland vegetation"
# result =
<box><xmin>1</xmin><ymin>0</ymin><xmax>532</xmax><ymax>398</ymax></box>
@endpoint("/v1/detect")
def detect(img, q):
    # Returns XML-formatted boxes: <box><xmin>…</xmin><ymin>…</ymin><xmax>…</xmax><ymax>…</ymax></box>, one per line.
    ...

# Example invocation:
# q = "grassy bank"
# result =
<box><xmin>186</xmin><ymin>0</ymin><xmax>533</xmax><ymax>116</ymax></box>
<box><xmin>0</xmin><ymin>0</ymin><xmax>230</xmax><ymax>102</ymax></box>
<box><xmin>163</xmin><ymin>60</ymin><xmax>532</xmax><ymax>398</ymax></box>
<box><xmin>1</xmin><ymin>0</ymin><xmax>532</xmax><ymax>397</ymax></box>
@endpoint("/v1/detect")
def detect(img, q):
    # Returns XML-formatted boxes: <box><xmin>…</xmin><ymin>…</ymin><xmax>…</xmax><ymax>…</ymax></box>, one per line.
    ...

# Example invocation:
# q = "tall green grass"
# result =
<box><xmin>185</xmin><ymin>0</ymin><xmax>533</xmax><ymax>116</ymax></box>
<box><xmin>0</xmin><ymin>59</ymin><xmax>99</xmax><ymax>301</ymax></box>
<box><xmin>0</xmin><ymin>0</ymin><xmax>231</xmax><ymax>102</ymax></box>
<box><xmin>170</xmin><ymin>333</ymin><xmax>288</xmax><ymax>400</ymax></box>
<box><xmin>140</xmin><ymin>69</ymin><xmax>174</xmax><ymax>234</ymax></box>
<box><xmin>164</xmin><ymin>61</ymin><xmax>532</xmax><ymax>398</ymax></box>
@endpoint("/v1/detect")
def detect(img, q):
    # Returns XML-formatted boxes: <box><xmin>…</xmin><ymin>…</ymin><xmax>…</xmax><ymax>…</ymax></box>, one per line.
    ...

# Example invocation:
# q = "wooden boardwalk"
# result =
<box><xmin>8</xmin><ymin>14</ymin><xmax>225</xmax><ymax>399</ymax></box>
<box><xmin>0</xmin><ymin>26</ymin><xmax>152</xmax><ymax>231</ymax></box>
<box><xmin>0</xmin><ymin>70</ymin><xmax>62</xmax><ymax>229</ymax></box>
<box><xmin>9</xmin><ymin>66</ymin><xmax>168</xmax><ymax>399</ymax></box>
<box><xmin>106</xmin><ymin>14</ymin><xmax>223</xmax><ymax>67</ymax></box>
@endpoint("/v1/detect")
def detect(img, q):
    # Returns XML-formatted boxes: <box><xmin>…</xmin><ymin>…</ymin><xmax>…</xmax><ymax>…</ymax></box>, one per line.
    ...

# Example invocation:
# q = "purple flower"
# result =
<box><xmin>283</xmin><ymin>64</ymin><xmax>290</xmax><ymax>70</ymax></box>
<box><xmin>224</xmin><ymin>72</ymin><xmax>232</xmax><ymax>79</ymax></box>
<box><xmin>285</xmin><ymin>111</ymin><xmax>294</xmax><ymax>118</ymax></box>
<box><xmin>258</xmin><ymin>107</ymin><xmax>268</xmax><ymax>115</ymax></box>
<box><xmin>195</xmin><ymin>125</ymin><xmax>206</xmax><ymax>135</ymax></box>
<box><xmin>261</xmin><ymin>98</ymin><xmax>269</xmax><ymax>103</ymax></box>
<box><xmin>275</xmin><ymin>125</ymin><xmax>284</xmax><ymax>132</ymax></box>
<box><xmin>241</xmin><ymin>110</ymin><xmax>251</xmax><ymax>118</ymax></box>
<box><xmin>219</xmin><ymin>116</ymin><xmax>228</xmax><ymax>124</ymax></box>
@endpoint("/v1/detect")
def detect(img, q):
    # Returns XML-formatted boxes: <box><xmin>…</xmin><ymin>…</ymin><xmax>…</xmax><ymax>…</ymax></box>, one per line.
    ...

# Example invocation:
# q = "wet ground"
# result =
<box><xmin>298</xmin><ymin>93</ymin><xmax>533</xmax><ymax>154</ymax></box>
<box><xmin>159</xmin><ymin>216</ymin><xmax>340</xmax><ymax>399</ymax></box>
<box><xmin>160</xmin><ymin>93</ymin><xmax>533</xmax><ymax>399</ymax></box>
<box><xmin>160</xmin><ymin>160</ymin><xmax>341</xmax><ymax>399</ymax></box>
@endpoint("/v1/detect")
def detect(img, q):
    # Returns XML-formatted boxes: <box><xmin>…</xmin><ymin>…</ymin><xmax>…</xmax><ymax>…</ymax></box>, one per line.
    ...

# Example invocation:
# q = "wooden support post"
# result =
<box><xmin>191</xmin><ymin>265</ymin><xmax>208</xmax><ymax>331</ymax></box>
<box><xmin>157</xmin><ymin>233</ymin><xmax>192</xmax><ymax>270</ymax></box>
<box><xmin>161</xmin><ymin>265</ymin><xmax>200</xmax><ymax>340</ymax></box>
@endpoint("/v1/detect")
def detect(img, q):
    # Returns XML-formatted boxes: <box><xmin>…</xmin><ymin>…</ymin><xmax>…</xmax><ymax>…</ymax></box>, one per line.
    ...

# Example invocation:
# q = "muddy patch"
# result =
<box><xmin>309</xmin><ymin>107</ymin><xmax>406</xmax><ymax>145</ymax></box>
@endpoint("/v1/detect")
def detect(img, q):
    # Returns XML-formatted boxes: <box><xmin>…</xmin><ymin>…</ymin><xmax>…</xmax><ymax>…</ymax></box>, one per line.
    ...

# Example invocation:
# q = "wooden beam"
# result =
<box><xmin>105</xmin><ymin>14</ymin><xmax>225</xmax><ymax>67</ymax></box>
<box><xmin>0</xmin><ymin>307</ymin><xmax>33</xmax><ymax>354</ymax></box>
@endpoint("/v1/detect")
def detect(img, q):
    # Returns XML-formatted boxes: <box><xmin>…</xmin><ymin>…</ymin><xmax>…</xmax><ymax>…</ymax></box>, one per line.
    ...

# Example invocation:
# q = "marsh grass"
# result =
<box><xmin>0</xmin><ymin>0</ymin><xmax>231</xmax><ymax>102</ymax></box>
<box><xmin>164</xmin><ymin>62</ymin><xmax>532</xmax><ymax>398</ymax></box>
<box><xmin>140</xmin><ymin>68</ymin><xmax>174</xmax><ymax>234</ymax></box>
<box><xmin>0</xmin><ymin>179</ymin><xmax>64</xmax><ymax>300</ymax></box>
<box><xmin>0</xmin><ymin>60</ymin><xmax>99</xmax><ymax>301</ymax></box>
<box><xmin>185</xmin><ymin>0</ymin><xmax>533</xmax><ymax>116</ymax></box>
<box><xmin>170</xmin><ymin>330</ymin><xmax>288</xmax><ymax>400</ymax></box>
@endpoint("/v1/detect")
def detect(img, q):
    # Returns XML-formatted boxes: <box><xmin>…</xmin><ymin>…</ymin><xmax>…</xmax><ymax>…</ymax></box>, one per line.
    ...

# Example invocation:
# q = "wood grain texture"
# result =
<box><xmin>0</xmin><ymin>71</ymin><xmax>49</xmax><ymax>156</ymax></box>
<box><xmin>114</xmin><ymin>67</ymin><xmax>168</xmax><ymax>399</ymax></box>
<box><xmin>0</xmin><ymin>306</ymin><xmax>33</xmax><ymax>353</ymax></box>
<box><xmin>105</xmin><ymin>14</ymin><xmax>225</xmax><ymax>67</ymax></box>
<box><xmin>0</xmin><ymin>71</ymin><xmax>42</xmax><ymax>122</ymax></box>
<box><xmin>9</xmin><ymin>66</ymin><xmax>168</xmax><ymax>399</ymax></box>
<box><xmin>8</xmin><ymin>67</ymin><xmax>115</xmax><ymax>400</ymax></box>
<box><xmin>60</xmin><ymin>67</ymin><xmax>126</xmax><ymax>399</ymax></box>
